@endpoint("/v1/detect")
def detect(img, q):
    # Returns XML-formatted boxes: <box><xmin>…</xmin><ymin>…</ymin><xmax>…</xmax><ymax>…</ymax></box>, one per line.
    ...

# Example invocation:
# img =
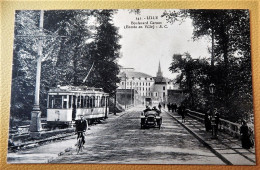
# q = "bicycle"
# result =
<box><xmin>76</xmin><ymin>131</ymin><xmax>85</xmax><ymax>154</ymax></box>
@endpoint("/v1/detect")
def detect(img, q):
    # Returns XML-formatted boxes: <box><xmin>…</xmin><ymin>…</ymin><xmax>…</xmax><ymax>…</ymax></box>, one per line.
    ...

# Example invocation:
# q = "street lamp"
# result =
<box><xmin>123</xmin><ymin>72</ymin><xmax>127</xmax><ymax>109</ymax></box>
<box><xmin>209</xmin><ymin>83</ymin><xmax>217</xmax><ymax>139</ymax></box>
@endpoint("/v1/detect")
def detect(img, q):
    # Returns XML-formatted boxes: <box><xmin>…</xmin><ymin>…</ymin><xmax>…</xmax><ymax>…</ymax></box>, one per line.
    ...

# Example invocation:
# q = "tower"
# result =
<box><xmin>156</xmin><ymin>61</ymin><xmax>163</xmax><ymax>77</ymax></box>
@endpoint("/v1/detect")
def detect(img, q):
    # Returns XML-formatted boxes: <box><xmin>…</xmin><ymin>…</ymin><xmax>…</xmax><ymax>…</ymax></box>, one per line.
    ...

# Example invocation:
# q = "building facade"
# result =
<box><xmin>117</xmin><ymin>63</ymin><xmax>178</xmax><ymax>106</ymax></box>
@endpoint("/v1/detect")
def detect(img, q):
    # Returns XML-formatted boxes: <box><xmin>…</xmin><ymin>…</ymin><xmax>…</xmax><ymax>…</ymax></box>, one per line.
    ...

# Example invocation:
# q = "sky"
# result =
<box><xmin>113</xmin><ymin>9</ymin><xmax>211</xmax><ymax>79</ymax></box>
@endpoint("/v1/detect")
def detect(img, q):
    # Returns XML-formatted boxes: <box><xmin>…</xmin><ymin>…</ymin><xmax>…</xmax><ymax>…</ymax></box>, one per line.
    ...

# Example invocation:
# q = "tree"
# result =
<box><xmin>87</xmin><ymin>10</ymin><xmax>121</xmax><ymax>94</ymax></box>
<box><xmin>11</xmin><ymin>10</ymin><xmax>122</xmax><ymax>121</ymax></box>
<box><xmin>169</xmin><ymin>53</ymin><xmax>210</xmax><ymax>109</ymax></box>
<box><xmin>164</xmin><ymin>10</ymin><xmax>253</xmax><ymax>122</ymax></box>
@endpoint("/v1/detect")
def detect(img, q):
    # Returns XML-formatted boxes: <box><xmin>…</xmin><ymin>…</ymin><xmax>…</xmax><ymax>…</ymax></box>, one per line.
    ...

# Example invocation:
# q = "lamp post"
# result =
<box><xmin>29</xmin><ymin>10</ymin><xmax>44</xmax><ymax>137</ymax></box>
<box><xmin>209</xmin><ymin>83</ymin><xmax>217</xmax><ymax>139</ymax></box>
<box><xmin>123</xmin><ymin>72</ymin><xmax>127</xmax><ymax>109</ymax></box>
<box><xmin>114</xmin><ymin>90</ymin><xmax>117</xmax><ymax>115</ymax></box>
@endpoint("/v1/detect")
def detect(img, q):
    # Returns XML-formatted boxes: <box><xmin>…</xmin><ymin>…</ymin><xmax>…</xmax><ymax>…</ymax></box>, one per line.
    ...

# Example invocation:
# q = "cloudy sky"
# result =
<box><xmin>113</xmin><ymin>9</ymin><xmax>211</xmax><ymax>79</ymax></box>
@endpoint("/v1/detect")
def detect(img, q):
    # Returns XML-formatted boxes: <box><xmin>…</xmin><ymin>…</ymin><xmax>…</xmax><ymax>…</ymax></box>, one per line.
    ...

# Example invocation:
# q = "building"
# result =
<box><xmin>117</xmin><ymin>62</ymin><xmax>178</xmax><ymax>106</ymax></box>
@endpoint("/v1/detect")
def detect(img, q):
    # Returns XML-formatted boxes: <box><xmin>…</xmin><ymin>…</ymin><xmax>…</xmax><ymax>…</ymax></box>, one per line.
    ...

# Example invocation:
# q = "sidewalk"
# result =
<box><xmin>164</xmin><ymin>109</ymin><xmax>256</xmax><ymax>165</ymax></box>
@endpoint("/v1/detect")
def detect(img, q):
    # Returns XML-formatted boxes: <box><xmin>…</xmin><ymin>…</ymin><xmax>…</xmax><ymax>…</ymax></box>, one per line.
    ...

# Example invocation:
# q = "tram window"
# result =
<box><xmin>77</xmin><ymin>96</ymin><xmax>81</xmax><ymax>108</ymax></box>
<box><xmin>83</xmin><ymin>96</ymin><xmax>86</xmax><ymax>108</ymax></box>
<box><xmin>86</xmin><ymin>96</ymin><xmax>90</xmax><ymax>108</ymax></box>
<box><xmin>101</xmin><ymin>96</ymin><xmax>105</xmax><ymax>107</ymax></box>
<box><xmin>81</xmin><ymin>96</ymin><xmax>84</xmax><ymax>108</ymax></box>
<box><xmin>69</xmin><ymin>96</ymin><xmax>72</xmax><ymax>108</ymax></box>
<box><xmin>48</xmin><ymin>95</ymin><xmax>53</xmax><ymax>108</ymax></box>
<box><xmin>63</xmin><ymin>95</ymin><xmax>68</xmax><ymax>109</ymax></box>
<box><xmin>97</xmin><ymin>96</ymin><xmax>100</xmax><ymax>107</ymax></box>
<box><xmin>89</xmin><ymin>97</ymin><xmax>93</xmax><ymax>108</ymax></box>
<box><xmin>93</xmin><ymin>96</ymin><xmax>95</xmax><ymax>107</ymax></box>
<box><xmin>48</xmin><ymin>95</ymin><xmax>63</xmax><ymax>109</ymax></box>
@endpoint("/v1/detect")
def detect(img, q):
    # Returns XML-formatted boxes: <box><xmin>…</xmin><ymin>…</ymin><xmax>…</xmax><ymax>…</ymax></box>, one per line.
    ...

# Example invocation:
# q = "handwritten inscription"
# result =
<box><xmin>123</xmin><ymin>15</ymin><xmax>168</xmax><ymax>29</ymax></box>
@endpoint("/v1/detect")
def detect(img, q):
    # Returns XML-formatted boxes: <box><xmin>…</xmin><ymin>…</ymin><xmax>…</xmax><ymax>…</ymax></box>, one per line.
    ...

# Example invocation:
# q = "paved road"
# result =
<box><xmin>51</xmin><ymin>106</ymin><xmax>225</xmax><ymax>164</ymax></box>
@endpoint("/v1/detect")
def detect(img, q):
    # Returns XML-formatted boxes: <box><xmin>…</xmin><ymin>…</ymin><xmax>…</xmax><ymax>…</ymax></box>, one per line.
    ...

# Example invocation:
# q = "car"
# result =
<box><xmin>140</xmin><ymin>110</ymin><xmax>162</xmax><ymax>129</ymax></box>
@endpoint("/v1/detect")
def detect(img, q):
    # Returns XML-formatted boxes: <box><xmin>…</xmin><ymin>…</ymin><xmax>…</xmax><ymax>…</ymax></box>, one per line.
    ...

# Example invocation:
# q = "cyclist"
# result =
<box><xmin>75</xmin><ymin>114</ymin><xmax>88</xmax><ymax>145</ymax></box>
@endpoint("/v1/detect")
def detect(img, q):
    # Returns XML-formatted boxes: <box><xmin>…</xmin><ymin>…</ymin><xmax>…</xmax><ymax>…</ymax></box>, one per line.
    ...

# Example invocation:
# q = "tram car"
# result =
<box><xmin>46</xmin><ymin>86</ymin><xmax>109</xmax><ymax>129</ymax></box>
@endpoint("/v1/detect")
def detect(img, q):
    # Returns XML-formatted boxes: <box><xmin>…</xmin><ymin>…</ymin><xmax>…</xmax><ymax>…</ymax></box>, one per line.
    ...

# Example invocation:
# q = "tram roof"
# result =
<box><xmin>48</xmin><ymin>86</ymin><xmax>108</xmax><ymax>95</ymax></box>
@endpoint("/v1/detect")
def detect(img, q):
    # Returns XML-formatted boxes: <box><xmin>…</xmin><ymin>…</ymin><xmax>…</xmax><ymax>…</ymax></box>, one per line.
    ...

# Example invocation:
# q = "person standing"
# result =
<box><xmin>173</xmin><ymin>103</ymin><xmax>177</xmax><ymax>112</ymax></box>
<box><xmin>215</xmin><ymin>112</ymin><xmax>220</xmax><ymax>135</ymax></box>
<box><xmin>204</xmin><ymin>112</ymin><xmax>211</xmax><ymax>131</ymax></box>
<box><xmin>171</xmin><ymin>103</ymin><xmax>174</xmax><ymax>113</ymax></box>
<box><xmin>240</xmin><ymin>120</ymin><xmax>253</xmax><ymax>149</ymax></box>
<box><xmin>179</xmin><ymin>104</ymin><xmax>186</xmax><ymax>123</ymax></box>
<box><xmin>158</xmin><ymin>103</ymin><xmax>162</xmax><ymax>111</ymax></box>
<box><xmin>167</xmin><ymin>103</ymin><xmax>170</xmax><ymax>112</ymax></box>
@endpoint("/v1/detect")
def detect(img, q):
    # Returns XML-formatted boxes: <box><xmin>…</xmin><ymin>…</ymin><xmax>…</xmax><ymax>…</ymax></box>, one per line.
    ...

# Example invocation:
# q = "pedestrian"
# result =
<box><xmin>180</xmin><ymin>104</ymin><xmax>186</xmax><ymax>123</ymax></box>
<box><xmin>158</xmin><ymin>103</ymin><xmax>162</xmax><ymax>111</ymax></box>
<box><xmin>171</xmin><ymin>103</ymin><xmax>174</xmax><ymax>113</ymax></box>
<box><xmin>168</xmin><ymin>103</ymin><xmax>172</xmax><ymax>112</ymax></box>
<box><xmin>173</xmin><ymin>103</ymin><xmax>177</xmax><ymax>112</ymax></box>
<box><xmin>204</xmin><ymin>112</ymin><xmax>211</xmax><ymax>131</ymax></box>
<box><xmin>215</xmin><ymin>112</ymin><xmax>220</xmax><ymax>135</ymax></box>
<box><xmin>240</xmin><ymin>120</ymin><xmax>253</xmax><ymax>149</ymax></box>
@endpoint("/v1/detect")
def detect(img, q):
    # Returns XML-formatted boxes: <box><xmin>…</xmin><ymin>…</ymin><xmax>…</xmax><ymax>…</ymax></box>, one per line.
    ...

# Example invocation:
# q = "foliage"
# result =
<box><xmin>165</xmin><ymin>10</ymin><xmax>253</xmax><ymax>122</ymax></box>
<box><xmin>87</xmin><ymin>10</ymin><xmax>121</xmax><ymax>94</ymax></box>
<box><xmin>10</xmin><ymin>10</ymin><xmax>121</xmax><ymax>120</ymax></box>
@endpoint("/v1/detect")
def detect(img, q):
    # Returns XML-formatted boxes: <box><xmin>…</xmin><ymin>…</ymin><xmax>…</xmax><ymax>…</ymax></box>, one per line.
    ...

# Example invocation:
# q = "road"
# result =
<box><xmin>50</xmin><ymin>106</ymin><xmax>225</xmax><ymax>164</ymax></box>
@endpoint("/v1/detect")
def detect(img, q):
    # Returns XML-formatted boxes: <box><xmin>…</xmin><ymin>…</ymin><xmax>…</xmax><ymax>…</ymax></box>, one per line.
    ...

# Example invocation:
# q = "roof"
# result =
<box><xmin>153</xmin><ymin>76</ymin><xmax>167</xmax><ymax>84</ymax></box>
<box><xmin>118</xmin><ymin>71</ymin><xmax>153</xmax><ymax>79</ymax></box>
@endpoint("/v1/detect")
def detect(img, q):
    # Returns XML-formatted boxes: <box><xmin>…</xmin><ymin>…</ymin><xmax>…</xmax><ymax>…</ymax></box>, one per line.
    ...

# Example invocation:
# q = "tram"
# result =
<box><xmin>46</xmin><ymin>85</ymin><xmax>109</xmax><ymax>128</ymax></box>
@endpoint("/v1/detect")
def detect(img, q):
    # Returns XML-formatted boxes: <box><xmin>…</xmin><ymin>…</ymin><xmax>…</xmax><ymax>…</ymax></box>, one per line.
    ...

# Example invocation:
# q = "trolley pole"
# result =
<box><xmin>30</xmin><ymin>10</ymin><xmax>44</xmax><ymax>137</ymax></box>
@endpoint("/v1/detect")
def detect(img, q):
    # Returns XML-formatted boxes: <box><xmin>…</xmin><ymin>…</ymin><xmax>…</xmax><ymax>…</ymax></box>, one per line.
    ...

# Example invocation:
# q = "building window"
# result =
<box><xmin>163</xmin><ymin>92</ymin><xmax>165</xmax><ymax>97</ymax></box>
<box><xmin>143</xmin><ymin>82</ymin><xmax>144</xmax><ymax>86</ymax></box>
<box><xmin>156</xmin><ymin>93</ymin><xmax>158</xmax><ymax>97</ymax></box>
<box><xmin>122</xmin><ymin>82</ymin><xmax>124</xmax><ymax>85</ymax></box>
<box><xmin>163</xmin><ymin>86</ymin><xmax>165</xmax><ymax>90</ymax></box>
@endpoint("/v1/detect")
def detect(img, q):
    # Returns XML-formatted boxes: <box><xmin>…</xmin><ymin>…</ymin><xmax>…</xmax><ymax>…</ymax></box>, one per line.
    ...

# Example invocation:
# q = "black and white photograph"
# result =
<box><xmin>7</xmin><ymin>9</ymin><xmax>256</xmax><ymax>165</ymax></box>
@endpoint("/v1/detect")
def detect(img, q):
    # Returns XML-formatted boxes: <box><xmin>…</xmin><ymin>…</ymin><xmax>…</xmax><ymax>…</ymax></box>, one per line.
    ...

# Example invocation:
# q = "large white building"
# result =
<box><xmin>117</xmin><ymin>63</ymin><xmax>178</xmax><ymax>105</ymax></box>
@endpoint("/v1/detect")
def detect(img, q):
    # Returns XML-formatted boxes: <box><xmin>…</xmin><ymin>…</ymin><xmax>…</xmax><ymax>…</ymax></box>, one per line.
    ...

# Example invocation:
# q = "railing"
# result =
<box><xmin>186</xmin><ymin>109</ymin><xmax>243</xmax><ymax>138</ymax></box>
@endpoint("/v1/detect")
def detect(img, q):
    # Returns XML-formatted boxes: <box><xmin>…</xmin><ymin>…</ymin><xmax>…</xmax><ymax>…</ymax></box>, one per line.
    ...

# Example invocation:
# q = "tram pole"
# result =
<box><xmin>30</xmin><ymin>10</ymin><xmax>44</xmax><ymax>137</ymax></box>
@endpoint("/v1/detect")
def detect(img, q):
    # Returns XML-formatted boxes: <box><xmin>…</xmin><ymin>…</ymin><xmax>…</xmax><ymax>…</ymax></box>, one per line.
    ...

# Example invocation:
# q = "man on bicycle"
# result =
<box><xmin>75</xmin><ymin>114</ymin><xmax>88</xmax><ymax>145</ymax></box>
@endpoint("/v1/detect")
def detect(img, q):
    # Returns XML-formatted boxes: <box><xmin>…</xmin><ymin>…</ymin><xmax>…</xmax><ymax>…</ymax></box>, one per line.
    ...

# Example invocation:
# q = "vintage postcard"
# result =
<box><xmin>7</xmin><ymin>9</ymin><xmax>256</xmax><ymax>165</ymax></box>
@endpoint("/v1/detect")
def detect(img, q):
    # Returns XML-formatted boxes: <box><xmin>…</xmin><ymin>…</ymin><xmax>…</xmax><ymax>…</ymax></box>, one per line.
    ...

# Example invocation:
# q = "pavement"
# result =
<box><xmin>51</xmin><ymin>106</ymin><xmax>226</xmax><ymax>164</ymax></box>
<box><xmin>164</xmin><ymin>109</ymin><xmax>256</xmax><ymax>165</ymax></box>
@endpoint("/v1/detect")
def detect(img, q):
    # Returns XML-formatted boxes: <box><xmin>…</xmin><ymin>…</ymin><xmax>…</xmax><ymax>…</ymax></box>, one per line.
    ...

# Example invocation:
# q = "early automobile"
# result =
<box><xmin>140</xmin><ymin>109</ymin><xmax>162</xmax><ymax>129</ymax></box>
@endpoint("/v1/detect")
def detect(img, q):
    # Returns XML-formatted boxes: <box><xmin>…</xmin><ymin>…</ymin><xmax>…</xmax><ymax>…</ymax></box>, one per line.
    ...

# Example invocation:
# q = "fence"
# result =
<box><xmin>186</xmin><ymin>109</ymin><xmax>242</xmax><ymax>138</ymax></box>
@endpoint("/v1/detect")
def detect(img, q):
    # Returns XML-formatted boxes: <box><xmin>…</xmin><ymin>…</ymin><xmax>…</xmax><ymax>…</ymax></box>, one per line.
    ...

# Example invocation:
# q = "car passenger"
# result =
<box><xmin>152</xmin><ymin>106</ymin><xmax>161</xmax><ymax>116</ymax></box>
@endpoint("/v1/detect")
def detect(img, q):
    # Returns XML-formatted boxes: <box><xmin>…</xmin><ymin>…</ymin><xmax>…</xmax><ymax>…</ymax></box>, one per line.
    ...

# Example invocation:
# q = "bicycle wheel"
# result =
<box><xmin>76</xmin><ymin>138</ymin><xmax>82</xmax><ymax>154</ymax></box>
